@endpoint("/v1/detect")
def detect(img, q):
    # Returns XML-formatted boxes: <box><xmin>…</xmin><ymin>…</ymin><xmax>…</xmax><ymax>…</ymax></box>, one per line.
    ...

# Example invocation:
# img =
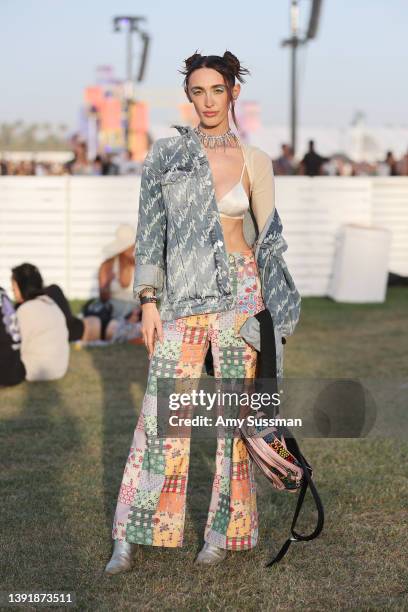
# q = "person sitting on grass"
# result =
<box><xmin>98</xmin><ymin>223</ymin><xmax>141</xmax><ymax>320</ymax></box>
<box><xmin>11</xmin><ymin>264</ymin><xmax>70</xmax><ymax>382</ymax></box>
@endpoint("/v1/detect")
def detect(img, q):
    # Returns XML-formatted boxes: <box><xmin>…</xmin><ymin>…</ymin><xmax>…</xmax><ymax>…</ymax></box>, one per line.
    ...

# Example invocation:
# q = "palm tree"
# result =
<box><xmin>21</xmin><ymin>123</ymin><xmax>38</xmax><ymax>150</ymax></box>
<box><xmin>0</xmin><ymin>123</ymin><xmax>14</xmax><ymax>148</ymax></box>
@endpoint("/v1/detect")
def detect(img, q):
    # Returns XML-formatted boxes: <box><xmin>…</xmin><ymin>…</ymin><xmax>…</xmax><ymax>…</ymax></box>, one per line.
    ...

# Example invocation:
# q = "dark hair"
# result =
<box><xmin>179</xmin><ymin>50</ymin><xmax>250</xmax><ymax>129</ymax></box>
<box><xmin>11</xmin><ymin>263</ymin><xmax>45</xmax><ymax>301</ymax></box>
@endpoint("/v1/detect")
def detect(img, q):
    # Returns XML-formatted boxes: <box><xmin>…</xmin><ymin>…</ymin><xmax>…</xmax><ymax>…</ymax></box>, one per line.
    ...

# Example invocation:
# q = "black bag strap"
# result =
<box><xmin>266</xmin><ymin>432</ymin><xmax>325</xmax><ymax>566</ymax></box>
<box><xmin>254</xmin><ymin>308</ymin><xmax>325</xmax><ymax>566</ymax></box>
<box><xmin>254</xmin><ymin>309</ymin><xmax>278</xmax><ymax>419</ymax></box>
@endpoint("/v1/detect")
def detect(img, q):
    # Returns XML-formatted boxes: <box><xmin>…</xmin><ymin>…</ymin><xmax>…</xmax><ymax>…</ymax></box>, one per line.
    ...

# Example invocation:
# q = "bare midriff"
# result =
<box><xmin>220</xmin><ymin>217</ymin><xmax>252</xmax><ymax>253</ymax></box>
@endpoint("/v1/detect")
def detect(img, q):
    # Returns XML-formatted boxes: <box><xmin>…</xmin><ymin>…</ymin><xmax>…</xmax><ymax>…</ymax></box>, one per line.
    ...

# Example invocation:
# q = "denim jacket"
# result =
<box><xmin>134</xmin><ymin>124</ymin><xmax>301</xmax><ymax>362</ymax></box>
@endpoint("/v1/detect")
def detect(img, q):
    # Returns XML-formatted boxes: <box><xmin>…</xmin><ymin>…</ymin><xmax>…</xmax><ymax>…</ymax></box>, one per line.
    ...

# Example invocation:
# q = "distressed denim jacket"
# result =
<box><xmin>134</xmin><ymin>124</ymin><xmax>301</xmax><ymax>359</ymax></box>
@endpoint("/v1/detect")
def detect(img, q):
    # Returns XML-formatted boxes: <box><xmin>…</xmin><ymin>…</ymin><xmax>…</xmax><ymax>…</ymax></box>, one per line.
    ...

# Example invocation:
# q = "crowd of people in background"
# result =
<box><xmin>0</xmin><ymin>224</ymin><xmax>143</xmax><ymax>388</ymax></box>
<box><xmin>273</xmin><ymin>140</ymin><xmax>408</xmax><ymax>177</ymax></box>
<box><xmin>1</xmin><ymin>137</ymin><xmax>408</xmax><ymax>177</ymax></box>
<box><xmin>0</xmin><ymin>142</ymin><xmax>143</xmax><ymax>177</ymax></box>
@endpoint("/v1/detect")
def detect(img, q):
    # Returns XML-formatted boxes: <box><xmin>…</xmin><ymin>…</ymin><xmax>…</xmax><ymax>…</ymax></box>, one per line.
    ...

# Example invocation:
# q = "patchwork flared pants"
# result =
<box><xmin>112</xmin><ymin>250</ymin><xmax>265</xmax><ymax>550</ymax></box>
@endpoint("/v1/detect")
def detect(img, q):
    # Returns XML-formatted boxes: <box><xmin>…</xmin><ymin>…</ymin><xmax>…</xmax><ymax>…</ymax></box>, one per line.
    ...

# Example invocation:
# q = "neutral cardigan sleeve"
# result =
<box><xmin>250</xmin><ymin>148</ymin><xmax>276</xmax><ymax>235</ymax></box>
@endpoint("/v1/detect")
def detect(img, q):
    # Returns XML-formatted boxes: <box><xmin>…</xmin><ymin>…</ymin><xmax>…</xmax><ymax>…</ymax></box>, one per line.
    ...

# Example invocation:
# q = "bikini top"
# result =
<box><xmin>216</xmin><ymin>160</ymin><xmax>250</xmax><ymax>219</ymax></box>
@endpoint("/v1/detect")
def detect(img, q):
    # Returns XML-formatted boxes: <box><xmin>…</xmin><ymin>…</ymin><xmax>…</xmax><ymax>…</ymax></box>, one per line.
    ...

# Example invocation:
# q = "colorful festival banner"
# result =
<box><xmin>84</xmin><ymin>86</ymin><xmax>104</xmax><ymax>111</ymax></box>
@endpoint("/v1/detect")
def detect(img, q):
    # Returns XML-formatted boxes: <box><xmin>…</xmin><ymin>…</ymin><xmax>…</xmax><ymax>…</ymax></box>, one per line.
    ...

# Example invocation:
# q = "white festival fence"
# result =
<box><xmin>0</xmin><ymin>176</ymin><xmax>407</xmax><ymax>299</ymax></box>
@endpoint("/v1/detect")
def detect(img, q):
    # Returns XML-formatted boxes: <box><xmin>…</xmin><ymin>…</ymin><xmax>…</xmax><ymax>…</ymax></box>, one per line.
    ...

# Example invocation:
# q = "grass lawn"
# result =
<box><xmin>1</xmin><ymin>288</ymin><xmax>407</xmax><ymax>611</ymax></box>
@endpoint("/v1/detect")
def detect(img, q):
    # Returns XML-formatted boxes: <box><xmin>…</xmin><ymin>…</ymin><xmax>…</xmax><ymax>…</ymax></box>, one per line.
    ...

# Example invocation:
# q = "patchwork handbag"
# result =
<box><xmin>240</xmin><ymin>309</ymin><xmax>324</xmax><ymax>566</ymax></box>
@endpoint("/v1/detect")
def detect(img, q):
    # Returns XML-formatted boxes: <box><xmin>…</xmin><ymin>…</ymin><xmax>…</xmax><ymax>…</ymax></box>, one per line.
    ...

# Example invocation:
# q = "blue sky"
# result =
<box><xmin>1</xmin><ymin>0</ymin><xmax>407</xmax><ymax>130</ymax></box>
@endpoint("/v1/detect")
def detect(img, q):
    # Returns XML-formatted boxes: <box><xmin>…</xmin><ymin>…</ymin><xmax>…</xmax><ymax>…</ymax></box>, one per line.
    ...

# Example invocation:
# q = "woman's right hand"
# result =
<box><xmin>141</xmin><ymin>303</ymin><xmax>163</xmax><ymax>359</ymax></box>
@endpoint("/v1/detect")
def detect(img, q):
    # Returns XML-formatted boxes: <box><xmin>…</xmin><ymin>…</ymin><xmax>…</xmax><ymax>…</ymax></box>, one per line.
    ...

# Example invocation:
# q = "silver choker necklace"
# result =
<box><xmin>193</xmin><ymin>125</ymin><xmax>240</xmax><ymax>151</ymax></box>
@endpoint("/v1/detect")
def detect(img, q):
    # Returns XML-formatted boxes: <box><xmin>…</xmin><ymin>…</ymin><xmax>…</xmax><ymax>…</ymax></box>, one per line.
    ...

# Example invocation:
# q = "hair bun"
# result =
<box><xmin>184</xmin><ymin>50</ymin><xmax>203</xmax><ymax>73</ymax></box>
<box><xmin>222</xmin><ymin>50</ymin><xmax>250</xmax><ymax>83</ymax></box>
<box><xmin>222</xmin><ymin>51</ymin><xmax>240</xmax><ymax>74</ymax></box>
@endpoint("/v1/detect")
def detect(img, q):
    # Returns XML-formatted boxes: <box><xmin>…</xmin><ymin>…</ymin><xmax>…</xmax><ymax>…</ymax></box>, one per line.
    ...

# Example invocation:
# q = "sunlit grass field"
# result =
<box><xmin>1</xmin><ymin>288</ymin><xmax>407</xmax><ymax>611</ymax></box>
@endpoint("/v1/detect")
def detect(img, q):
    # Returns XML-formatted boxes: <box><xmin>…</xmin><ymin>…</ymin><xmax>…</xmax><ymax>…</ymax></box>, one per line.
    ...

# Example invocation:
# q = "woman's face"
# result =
<box><xmin>11</xmin><ymin>278</ymin><xmax>23</xmax><ymax>303</ymax></box>
<box><xmin>187</xmin><ymin>67</ymin><xmax>240</xmax><ymax>128</ymax></box>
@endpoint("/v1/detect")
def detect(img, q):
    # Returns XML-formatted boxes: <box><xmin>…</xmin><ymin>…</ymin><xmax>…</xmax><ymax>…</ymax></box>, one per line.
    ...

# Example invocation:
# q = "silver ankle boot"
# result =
<box><xmin>104</xmin><ymin>539</ymin><xmax>136</xmax><ymax>575</ymax></box>
<box><xmin>195</xmin><ymin>542</ymin><xmax>227</xmax><ymax>565</ymax></box>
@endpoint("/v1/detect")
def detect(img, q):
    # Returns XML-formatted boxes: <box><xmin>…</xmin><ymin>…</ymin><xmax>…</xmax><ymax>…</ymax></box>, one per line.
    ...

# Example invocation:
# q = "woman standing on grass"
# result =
<box><xmin>105</xmin><ymin>50</ymin><xmax>300</xmax><ymax>574</ymax></box>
